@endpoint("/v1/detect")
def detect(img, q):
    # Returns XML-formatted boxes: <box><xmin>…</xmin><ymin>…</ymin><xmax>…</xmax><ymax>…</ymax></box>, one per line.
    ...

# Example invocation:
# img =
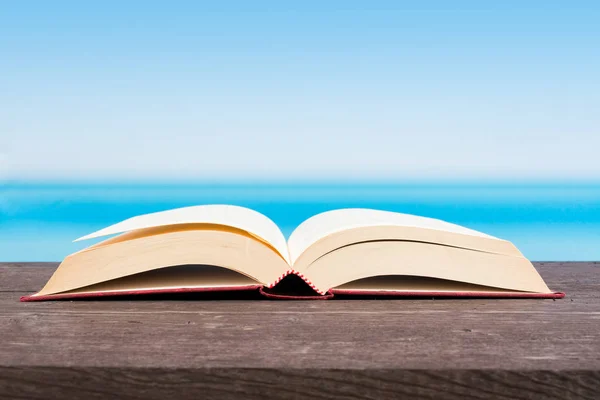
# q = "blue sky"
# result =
<box><xmin>1</xmin><ymin>1</ymin><xmax>599</xmax><ymax>181</ymax></box>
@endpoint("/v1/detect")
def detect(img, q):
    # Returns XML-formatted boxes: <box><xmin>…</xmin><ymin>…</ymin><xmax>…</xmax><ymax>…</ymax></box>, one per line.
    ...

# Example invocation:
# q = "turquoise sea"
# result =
<box><xmin>1</xmin><ymin>182</ymin><xmax>599</xmax><ymax>261</ymax></box>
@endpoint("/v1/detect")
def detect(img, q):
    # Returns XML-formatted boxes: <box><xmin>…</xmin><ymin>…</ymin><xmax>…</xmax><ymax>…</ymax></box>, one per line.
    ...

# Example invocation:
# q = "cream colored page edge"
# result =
<box><xmin>305</xmin><ymin>241</ymin><xmax>551</xmax><ymax>294</ymax></box>
<box><xmin>36</xmin><ymin>230</ymin><xmax>289</xmax><ymax>296</ymax></box>
<box><xmin>288</xmin><ymin>208</ymin><xmax>502</xmax><ymax>264</ymax></box>
<box><xmin>290</xmin><ymin>226</ymin><xmax>522</xmax><ymax>273</ymax></box>
<box><xmin>74</xmin><ymin>204</ymin><xmax>291</xmax><ymax>264</ymax></box>
<box><xmin>334</xmin><ymin>276</ymin><xmax>518</xmax><ymax>293</ymax></box>
<box><xmin>59</xmin><ymin>265</ymin><xmax>261</xmax><ymax>296</ymax></box>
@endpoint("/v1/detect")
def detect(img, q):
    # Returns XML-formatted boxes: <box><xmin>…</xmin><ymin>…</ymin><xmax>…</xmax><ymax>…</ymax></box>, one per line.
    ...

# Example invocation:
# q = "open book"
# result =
<box><xmin>21</xmin><ymin>205</ymin><xmax>564</xmax><ymax>301</ymax></box>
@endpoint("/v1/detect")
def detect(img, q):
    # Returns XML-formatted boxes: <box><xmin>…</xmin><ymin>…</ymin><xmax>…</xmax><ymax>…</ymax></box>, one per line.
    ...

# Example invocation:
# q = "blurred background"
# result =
<box><xmin>1</xmin><ymin>1</ymin><xmax>599</xmax><ymax>261</ymax></box>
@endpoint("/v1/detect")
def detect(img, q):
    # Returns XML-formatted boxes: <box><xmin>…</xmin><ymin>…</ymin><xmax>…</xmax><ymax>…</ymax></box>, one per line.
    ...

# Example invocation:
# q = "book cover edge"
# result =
<box><xmin>19</xmin><ymin>285</ymin><xmax>264</xmax><ymax>302</ymax></box>
<box><xmin>20</xmin><ymin>287</ymin><xmax>565</xmax><ymax>301</ymax></box>
<box><xmin>329</xmin><ymin>289</ymin><xmax>566</xmax><ymax>299</ymax></box>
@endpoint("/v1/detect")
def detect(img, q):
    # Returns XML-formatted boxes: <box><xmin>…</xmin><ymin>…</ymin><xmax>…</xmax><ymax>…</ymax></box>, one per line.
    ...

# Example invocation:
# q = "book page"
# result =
<box><xmin>60</xmin><ymin>265</ymin><xmax>260</xmax><ymax>295</ymax></box>
<box><xmin>37</xmin><ymin>229</ymin><xmax>290</xmax><ymax>296</ymax></box>
<box><xmin>304</xmin><ymin>240</ymin><xmax>550</xmax><ymax>294</ymax></box>
<box><xmin>287</xmin><ymin>208</ymin><xmax>497</xmax><ymax>264</ymax></box>
<box><xmin>75</xmin><ymin>205</ymin><xmax>290</xmax><ymax>264</ymax></box>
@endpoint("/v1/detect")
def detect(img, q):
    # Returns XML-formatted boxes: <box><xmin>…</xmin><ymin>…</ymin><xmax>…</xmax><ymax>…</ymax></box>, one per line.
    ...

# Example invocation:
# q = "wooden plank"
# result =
<box><xmin>3</xmin><ymin>294</ymin><xmax>599</xmax><ymax>370</ymax></box>
<box><xmin>1</xmin><ymin>262</ymin><xmax>599</xmax><ymax>399</ymax></box>
<box><xmin>0</xmin><ymin>263</ymin><xmax>56</xmax><ymax>292</ymax></box>
<box><xmin>0</xmin><ymin>367</ymin><xmax>598</xmax><ymax>400</ymax></box>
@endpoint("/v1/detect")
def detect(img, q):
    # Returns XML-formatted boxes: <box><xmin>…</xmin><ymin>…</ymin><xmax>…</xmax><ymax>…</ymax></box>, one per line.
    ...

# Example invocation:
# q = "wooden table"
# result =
<box><xmin>1</xmin><ymin>262</ymin><xmax>599</xmax><ymax>399</ymax></box>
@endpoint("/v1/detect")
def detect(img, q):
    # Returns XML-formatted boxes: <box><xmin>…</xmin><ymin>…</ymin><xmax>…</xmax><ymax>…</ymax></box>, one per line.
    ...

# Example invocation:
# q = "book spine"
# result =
<box><xmin>259</xmin><ymin>287</ymin><xmax>333</xmax><ymax>300</ymax></box>
<box><xmin>268</xmin><ymin>269</ymin><xmax>326</xmax><ymax>295</ymax></box>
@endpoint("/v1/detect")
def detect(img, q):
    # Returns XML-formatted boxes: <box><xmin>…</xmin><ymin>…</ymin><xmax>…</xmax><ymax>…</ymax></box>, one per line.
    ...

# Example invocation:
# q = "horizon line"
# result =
<box><xmin>3</xmin><ymin>178</ymin><xmax>600</xmax><ymax>187</ymax></box>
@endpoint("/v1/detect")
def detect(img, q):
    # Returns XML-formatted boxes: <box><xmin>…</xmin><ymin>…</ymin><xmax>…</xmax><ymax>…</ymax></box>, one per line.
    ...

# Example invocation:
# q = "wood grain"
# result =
<box><xmin>1</xmin><ymin>262</ymin><xmax>599</xmax><ymax>399</ymax></box>
<box><xmin>1</xmin><ymin>368</ymin><xmax>598</xmax><ymax>400</ymax></box>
